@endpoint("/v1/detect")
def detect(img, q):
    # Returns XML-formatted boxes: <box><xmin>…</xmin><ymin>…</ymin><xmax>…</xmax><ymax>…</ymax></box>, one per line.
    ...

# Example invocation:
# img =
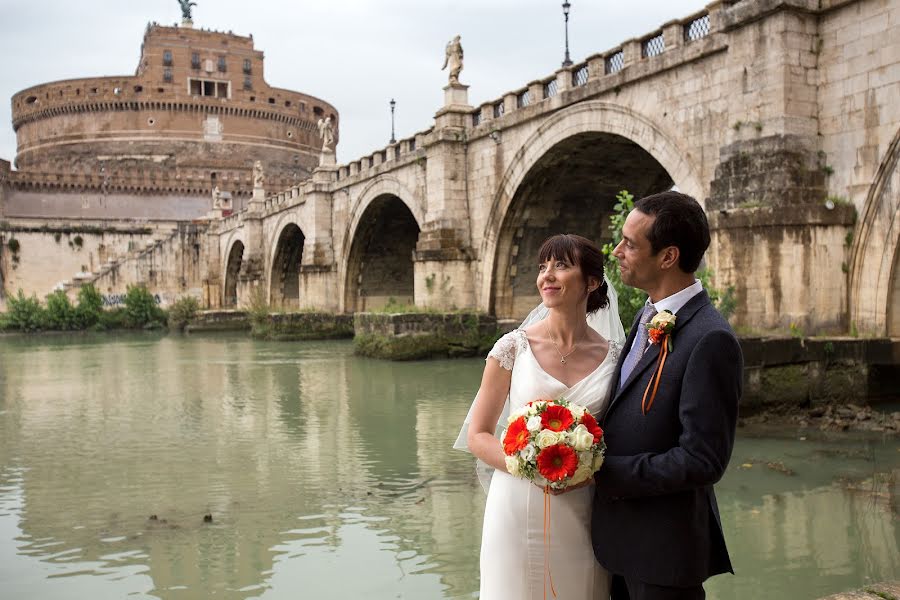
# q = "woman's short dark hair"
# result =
<box><xmin>537</xmin><ymin>234</ymin><xmax>609</xmax><ymax>313</ymax></box>
<box><xmin>633</xmin><ymin>191</ymin><xmax>710</xmax><ymax>273</ymax></box>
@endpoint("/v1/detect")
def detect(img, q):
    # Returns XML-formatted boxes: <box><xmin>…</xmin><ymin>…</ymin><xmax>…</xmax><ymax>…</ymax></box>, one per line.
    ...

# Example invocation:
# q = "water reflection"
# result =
<box><xmin>0</xmin><ymin>334</ymin><xmax>897</xmax><ymax>599</ymax></box>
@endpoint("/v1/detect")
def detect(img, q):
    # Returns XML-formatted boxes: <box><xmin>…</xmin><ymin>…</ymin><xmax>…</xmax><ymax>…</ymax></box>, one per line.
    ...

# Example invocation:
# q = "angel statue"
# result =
<box><xmin>317</xmin><ymin>116</ymin><xmax>335</xmax><ymax>151</ymax></box>
<box><xmin>178</xmin><ymin>0</ymin><xmax>197</xmax><ymax>20</ymax></box>
<box><xmin>442</xmin><ymin>35</ymin><xmax>464</xmax><ymax>84</ymax></box>
<box><xmin>253</xmin><ymin>161</ymin><xmax>265</xmax><ymax>189</ymax></box>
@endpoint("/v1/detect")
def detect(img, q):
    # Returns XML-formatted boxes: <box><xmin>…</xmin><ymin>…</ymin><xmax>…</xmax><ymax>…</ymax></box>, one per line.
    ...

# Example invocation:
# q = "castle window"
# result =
<box><xmin>218</xmin><ymin>56</ymin><xmax>227</xmax><ymax>73</ymax></box>
<box><xmin>189</xmin><ymin>77</ymin><xmax>230</xmax><ymax>99</ymax></box>
<box><xmin>163</xmin><ymin>50</ymin><xmax>173</xmax><ymax>67</ymax></box>
<box><xmin>134</xmin><ymin>85</ymin><xmax>143</xmax><ymax>93</ymax></box>
<box><xmin>268</xmin><ymin>97</ymin><xmax>275</xmax><ymax>104</ymax></box>
<box><xmin>243</xmin><ymin>59</ymin><xmax>251</xmax><ymax>74</ymax></box>
<box><xmin>191</xmin><ymin>52</ymin><xmax>201</xmax><ymax>69</ymax></box>
<box><xmin>313</xmin><ymin>106</ymin><xmax>324</xmax><ymax>116</ymax></box>
<box><xmin>163</xmin><ymin>68</ymin><xmax>173</xmax><ymax>83</ymax></box>
<box><xmin>243</xmin><ymin>76</ymin><xmax>252</xmax><ymax>90</ymax></box>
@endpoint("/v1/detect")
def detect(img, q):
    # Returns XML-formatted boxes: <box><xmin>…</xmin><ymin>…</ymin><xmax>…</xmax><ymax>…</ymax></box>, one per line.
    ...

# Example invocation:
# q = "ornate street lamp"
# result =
<box><xmin>561</xmin><ymin>1</ymin><xmax>573</xmax><ymax>68</ymax></box>
<box><xmin>389</xmin><ymin>98</ymin><xmax>397</xmax><ymax>144</ymax></box>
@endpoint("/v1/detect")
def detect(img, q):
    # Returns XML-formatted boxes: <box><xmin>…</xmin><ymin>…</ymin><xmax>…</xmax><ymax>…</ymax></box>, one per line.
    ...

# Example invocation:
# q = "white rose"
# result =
<box><xmin>653</xmin><ymin>310</ymin><xmax>677</xmax><ymax>329</ymax></box>
<box><xmin>505</xmin><ymin>455</ymin><xmax>523</xmax><ymax>477</ymax></box>
<box><xmin>571</xmin><ymin>424</ymin><xmax>595</xmax><ymax>452</ymax></box>
<box><xmin>526</xmin><ymin>415</ymin><xmax>543</xmax><ymax>432</ymax></box>
<box><xmin>520</xmin><ymin>444</ymin><xmax>537</xmax><ymax>462</ymax></box>
<box><xmin>509</xmin><ymin>406</ymin><xmax>528</xmax><ymax>424</ymax></box>
<box><xmin>535</xmin><ymin>429</ymin><xmax>562</xmax><ymax>449</ymax></box>
<box><xmin>569</xmin><ymin>404</ymin><xmax>586</xmax><ymax>420</ymax></box>
<box><xmin>569</xmin><ymin>461</ymin><xmax>595</xmax><ymax>486</ymax></box>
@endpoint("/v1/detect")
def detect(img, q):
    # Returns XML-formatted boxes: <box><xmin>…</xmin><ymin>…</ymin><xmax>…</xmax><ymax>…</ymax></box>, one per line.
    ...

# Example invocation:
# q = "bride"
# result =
<box><xmin>455</xmin><ymin>234</ymin><xmax>625</xmax><ymax>599</ymax></box>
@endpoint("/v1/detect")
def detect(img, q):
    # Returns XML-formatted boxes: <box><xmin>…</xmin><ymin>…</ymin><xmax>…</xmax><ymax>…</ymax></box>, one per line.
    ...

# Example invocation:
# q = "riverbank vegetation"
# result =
<box><xmin>0</xmin><ymin>284</ymin><xmax>173</xmax><ymax>332</ymax></box>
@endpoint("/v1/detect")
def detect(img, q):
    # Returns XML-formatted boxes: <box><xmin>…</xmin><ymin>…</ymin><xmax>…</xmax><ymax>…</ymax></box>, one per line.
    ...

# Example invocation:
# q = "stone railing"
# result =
<box><xmin>334</xmin><ymin>129</ymin><xmax>431</xmax><ymax>184</ymax></box>
<box><xmin>468</xmin><ymin>3</ymin><xmax>721</xmax><ymax>130</ymax></box>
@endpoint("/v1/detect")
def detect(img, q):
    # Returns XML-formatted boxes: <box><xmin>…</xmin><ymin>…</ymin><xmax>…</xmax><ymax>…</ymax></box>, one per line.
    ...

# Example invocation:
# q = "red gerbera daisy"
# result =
<box><xmin>502</xmin><ymin>417</ymin><xmax>530</xmax><ymax>455</ymax></box>
<box><xmin>536</xmin><ymin>444</ymin><xmax>578</xmax><ymax>482</ymax></box>
<box><xmin>541</xmin><ymin>404</ymin><xmax>574</xmax><ymax>432</ymax></box>
<box><xmin>581</xmin><ymin>412</ymin><xmax>604</xmax><ymax>444</ymax></box>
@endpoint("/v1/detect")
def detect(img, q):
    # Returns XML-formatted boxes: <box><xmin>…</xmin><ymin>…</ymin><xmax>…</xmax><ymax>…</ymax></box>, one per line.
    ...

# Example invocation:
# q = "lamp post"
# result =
<box><xmin>389</xmin><ymin>98</ymin><xmax>396</xmax><ymax>144</ymax></box>
<box><xmin>561</xmin><ymin>1</ymin><xmax>572</xmax><ymax>68</ymax></box>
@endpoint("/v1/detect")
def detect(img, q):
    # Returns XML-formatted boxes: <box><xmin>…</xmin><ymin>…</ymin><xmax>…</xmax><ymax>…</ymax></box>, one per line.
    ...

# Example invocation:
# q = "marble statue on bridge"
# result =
<box><xmin>442</xmin><ymin>35</ymin><xmax>464</xmax><ymax>84</ymax></box>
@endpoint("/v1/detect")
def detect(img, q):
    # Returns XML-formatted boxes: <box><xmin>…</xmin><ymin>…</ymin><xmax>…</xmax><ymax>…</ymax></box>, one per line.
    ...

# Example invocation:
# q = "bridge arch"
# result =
<box><xmin>482</xmin><ymin>101</ymin><xmax>701</xmax><ymax>318</ymax></box>
<box><xmin>342</xmin><ymin>177</ymin><xmax>423</xmax><ymax>312</ymax></box>
<box><xmin>222</xmin><ymin>238</ymin><xmax>245</xmax><ymax>308</ymax></box>
<box><xmin>269</xmin><ymin>220</ymin><xmax>307</xmax><ymax>308</ymax></box>
<box><xmin>849</xmin><ymin>126</ymin><xmax>900</xmax><ymax>336</ymax></box>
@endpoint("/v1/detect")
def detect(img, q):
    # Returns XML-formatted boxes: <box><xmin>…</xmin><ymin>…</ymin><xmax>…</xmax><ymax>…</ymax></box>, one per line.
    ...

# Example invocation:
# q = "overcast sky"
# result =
<box><xmin>0</xmin><ymin>0</ymin><xmax>710</xmax><ymax>167</ymax></box>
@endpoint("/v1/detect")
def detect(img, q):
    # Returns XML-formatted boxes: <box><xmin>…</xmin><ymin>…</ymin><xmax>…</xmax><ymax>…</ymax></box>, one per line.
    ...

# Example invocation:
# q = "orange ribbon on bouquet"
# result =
<box><xmin>543</xmin><ymin>486</ymin><xmax>558</xmax><ymax>600</ymax></box>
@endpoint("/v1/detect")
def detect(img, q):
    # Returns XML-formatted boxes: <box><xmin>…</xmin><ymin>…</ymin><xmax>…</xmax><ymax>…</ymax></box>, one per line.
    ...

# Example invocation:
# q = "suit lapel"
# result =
<box><xmin>605</xmin><ymin>290</ymin><xmax>712</xmax><ymax>420</ymax></box>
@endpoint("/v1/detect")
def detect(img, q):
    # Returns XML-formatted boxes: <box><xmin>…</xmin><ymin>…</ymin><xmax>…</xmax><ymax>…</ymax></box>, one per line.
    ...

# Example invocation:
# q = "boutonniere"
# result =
<box><xmin>642</xmin><ymin>310</ymin><xmax>676</xmax><ymax>415</ymax></box>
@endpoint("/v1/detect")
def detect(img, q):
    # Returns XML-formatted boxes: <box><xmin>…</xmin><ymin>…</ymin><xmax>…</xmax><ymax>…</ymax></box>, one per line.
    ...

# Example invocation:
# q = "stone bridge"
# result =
<box><xmin>206</xmin><ymin>0</ymin><xmax>900</xmax><ymax>336</ymax></box>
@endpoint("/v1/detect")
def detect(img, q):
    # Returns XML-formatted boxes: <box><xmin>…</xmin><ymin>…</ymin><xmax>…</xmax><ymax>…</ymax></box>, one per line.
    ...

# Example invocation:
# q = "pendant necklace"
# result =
<box><xmin>544</xmin><ymin>321</ymin><xmax>583</xmax><ymax>364</ymax></box>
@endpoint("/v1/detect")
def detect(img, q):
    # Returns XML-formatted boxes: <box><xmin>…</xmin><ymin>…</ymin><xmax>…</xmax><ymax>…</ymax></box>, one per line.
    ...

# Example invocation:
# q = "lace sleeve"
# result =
<box><xmin>486</xmin><ymin>330</ymin><xmax>524</xmax><ymax>371</ymax></box>
<box><xmin>608</xmin><ymin>340</ymin><xmax>622</xmax><ymax>364</ymax></box>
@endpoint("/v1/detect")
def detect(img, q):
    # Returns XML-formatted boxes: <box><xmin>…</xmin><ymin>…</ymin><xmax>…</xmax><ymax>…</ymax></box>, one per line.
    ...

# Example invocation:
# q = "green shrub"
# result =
<box><xmin>95</xmin><ymin>308</ymin><xmax>128</xmax><ymax>331</ymax></box>
<box><xmin>7</xmin><ymin>238</ymin><xmax>20</xmax><ymax>254</ymax></box>
<box><xmin>168</xmin><ymin>295</ymin><xmax>200</xmax><ymax>331</ymax></box>
<box><xmin>74</xmin><ymin>284</ymin><xmax>103</xmax><ymax>328</ymax></box>
<box><xmin>7</xmin><ymin>289</ymin><xmax>45</xmax><ymax>331</ymax></box>
<box><xmin>45</xmin><ymin>290</ymin><xmax>77</xmax><ymax>330</ymax></box>
<box><xmin>601</xmin><ymin>190</ymin><xmax>646</xmax><ymax>330</ymax></box>
<box><xmin>123</xmin><ymin>285</ymin><xmax>165</xmax><ymax>328</ymax></box>
<box><xmin>247</xmin><ymin>286</ymin><xmax>271</xmax><ymax>337</ymax></box>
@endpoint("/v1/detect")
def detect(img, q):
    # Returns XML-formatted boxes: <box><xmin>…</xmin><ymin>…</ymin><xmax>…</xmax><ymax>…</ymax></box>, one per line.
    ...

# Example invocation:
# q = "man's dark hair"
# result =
<box><xmin>633</xmin><ymin>191</ymin><xmax>710</xmax><ymax>273</ymax></box>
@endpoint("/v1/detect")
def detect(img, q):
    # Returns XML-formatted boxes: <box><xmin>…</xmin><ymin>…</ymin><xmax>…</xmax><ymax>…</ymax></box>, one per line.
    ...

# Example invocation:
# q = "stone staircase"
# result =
<box><xmin>55</xmin><ymin>227</ymin><xmax>179</xmax><ymax>297</ymax></box>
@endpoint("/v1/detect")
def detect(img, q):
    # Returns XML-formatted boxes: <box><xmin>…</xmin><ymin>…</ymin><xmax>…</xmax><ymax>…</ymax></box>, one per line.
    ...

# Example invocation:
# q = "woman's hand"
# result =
<box><xmin>539</xmin><ymin>479</ymin><xmax>593</xmax><ymax>496</ymax></box>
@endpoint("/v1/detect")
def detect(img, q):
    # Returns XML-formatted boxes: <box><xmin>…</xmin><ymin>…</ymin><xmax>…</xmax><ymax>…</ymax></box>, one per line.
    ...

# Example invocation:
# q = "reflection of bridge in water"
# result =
<box><xmin>209</xmin><ymin>0</ymin><xmax>900</xmax><ymax>337</ymax></box>
<box><xmin>1</xmin><ymin>337</ymin><xmax>898</xmax><ymax>598</ymax></box>
<box><xmin>0</xmin><ymin>337</ymin><xmax>486</xmax><ymax>598</ymax></box>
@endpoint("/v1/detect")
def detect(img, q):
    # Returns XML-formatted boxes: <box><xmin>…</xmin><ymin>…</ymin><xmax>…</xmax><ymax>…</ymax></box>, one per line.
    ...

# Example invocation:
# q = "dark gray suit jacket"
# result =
<box><xmin>592</xmin><ymin>290</ymin><xmax>742</xmax><ymax>587</ymax></box>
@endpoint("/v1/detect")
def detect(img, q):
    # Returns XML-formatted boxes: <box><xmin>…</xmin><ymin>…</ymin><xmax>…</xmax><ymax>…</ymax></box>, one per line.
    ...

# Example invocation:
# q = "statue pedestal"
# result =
<box><xmin>181</xmin><ymin>18</ymin><xmax>193</xmax><ymax>28</ymax></box>
<box><xmin>319</xmin><ymin>149</ymin><xmax>336</xmax><ymax>167</ymax></box>
<box><xmin>443</xmin><ymin>83</ymin><xmax>469</xmax><ymax>109</ymax></box>
<box><xmin>248</xmin><ymin>187</ymin><xmax>265</xmax><ymax>212</ymax></box>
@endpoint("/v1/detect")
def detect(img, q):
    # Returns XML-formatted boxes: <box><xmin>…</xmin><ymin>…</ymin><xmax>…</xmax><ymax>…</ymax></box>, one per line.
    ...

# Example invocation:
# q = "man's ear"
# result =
<box><xmin>659</xmin><ymin>246</ymin><xmax>680</xmax><ymax>270</ymax></box>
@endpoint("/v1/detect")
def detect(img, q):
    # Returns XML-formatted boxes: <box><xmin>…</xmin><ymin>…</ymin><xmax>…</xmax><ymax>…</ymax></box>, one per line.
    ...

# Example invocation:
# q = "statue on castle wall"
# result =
<box><xmin>442</xmin><ymin>35</ymin><xmax>464</xmax><ymax>85</ymax></box>
<box><xmin>253</xmin><ymin>161</ymin><xmax>265</xmax><ymax>189</ymax></box>
<box><xmin>178</xmin><ymin>0</ymin><xmax>197</xmax><ymax>20</ymax></box>
<box><xmin>317</xmin><ymin>117</ymin><xmax>335</xmax><ymax>151</ymax></box>
<box><xmin>212</xmin><ymin>185</ymin><xmax>223</xmax><ymax>208</ymax></box>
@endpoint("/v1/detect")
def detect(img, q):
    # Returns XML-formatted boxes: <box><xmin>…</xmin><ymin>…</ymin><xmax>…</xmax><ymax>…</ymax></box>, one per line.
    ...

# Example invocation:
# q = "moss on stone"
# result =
<box><xmin>251</xmin><ymin>312</ymin><xmax>354</xmax><ymax>341</ymax></box>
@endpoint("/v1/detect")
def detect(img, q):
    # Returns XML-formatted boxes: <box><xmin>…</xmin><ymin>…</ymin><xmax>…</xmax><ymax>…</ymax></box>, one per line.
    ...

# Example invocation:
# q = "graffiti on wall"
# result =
<box><xmin>101</xmin><ymin>293</ymin><xmax>163</xmax><ymax>307</ymax></box>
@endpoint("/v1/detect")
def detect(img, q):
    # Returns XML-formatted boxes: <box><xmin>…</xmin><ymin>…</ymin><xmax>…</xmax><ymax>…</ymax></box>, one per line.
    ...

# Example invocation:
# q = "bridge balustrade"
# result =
<box><xmin>572</xmin><ymin>64</ymin><xmax>590</xmax><ymax>87</ymax></box>
<box><xmin>641</xmin><ymin>32</ymin><xmax>666</xmax><ymax>58</ymax></box>
<box><xmin>605</xmin><ymin>51</ymin><xmax>624</xmax><ymax>75</ymax></box>
<box><xmin>684</xmin><ymin>13</ymin><xmax>711</xmax><ymax>42</ymax></box>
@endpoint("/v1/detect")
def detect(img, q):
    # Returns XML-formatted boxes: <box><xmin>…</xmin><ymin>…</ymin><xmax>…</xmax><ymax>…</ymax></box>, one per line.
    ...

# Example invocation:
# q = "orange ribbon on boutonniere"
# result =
<box><xmin>642</xmin><ymin>310</ymin><xmax>676</xmax><ymax>414</ymax></box>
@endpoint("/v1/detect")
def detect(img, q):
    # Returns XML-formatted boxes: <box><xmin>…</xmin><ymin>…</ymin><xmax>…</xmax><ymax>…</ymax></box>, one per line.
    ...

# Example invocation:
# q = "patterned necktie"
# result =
<box><xmin>618</xmin><ymin>305</ymin><xmax>657</xmax><ymax>390</ymax></box>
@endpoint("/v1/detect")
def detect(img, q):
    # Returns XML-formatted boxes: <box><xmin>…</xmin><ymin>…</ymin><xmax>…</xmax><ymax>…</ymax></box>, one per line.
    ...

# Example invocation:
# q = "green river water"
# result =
<box><xmin>0</xmin><ymin>333</ymin><xmax>897</xmax><ymax>599</ymax></box>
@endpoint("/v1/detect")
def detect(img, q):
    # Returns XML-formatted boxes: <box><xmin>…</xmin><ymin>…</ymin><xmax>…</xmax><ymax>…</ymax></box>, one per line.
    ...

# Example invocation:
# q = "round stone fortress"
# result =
<box><xmin>10</xmin><ymin>22</ymin><xmax>338</xmax><ymax>201</ymax></box>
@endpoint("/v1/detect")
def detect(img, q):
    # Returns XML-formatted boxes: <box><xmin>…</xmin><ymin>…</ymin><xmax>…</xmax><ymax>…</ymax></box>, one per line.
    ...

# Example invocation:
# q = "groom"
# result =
<box><xmin>592</xmin><ymin>191</ymin><xmax>742</xmax><ymax>599</ymax></box>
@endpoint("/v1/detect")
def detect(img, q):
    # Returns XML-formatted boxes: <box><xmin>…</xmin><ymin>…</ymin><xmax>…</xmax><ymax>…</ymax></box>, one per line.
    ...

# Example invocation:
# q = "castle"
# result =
<box><xmin>3</xmin><ymin>21</ymin><xmax>338</xmax><ymax>221</ymax></box>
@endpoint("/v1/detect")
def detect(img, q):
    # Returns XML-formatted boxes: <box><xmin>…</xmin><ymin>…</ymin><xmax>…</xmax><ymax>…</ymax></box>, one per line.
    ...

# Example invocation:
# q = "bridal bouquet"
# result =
<box><xmin>501</xmin><ymin>398</ymin><xmax>606</xmax><ymax>490</ymax></box>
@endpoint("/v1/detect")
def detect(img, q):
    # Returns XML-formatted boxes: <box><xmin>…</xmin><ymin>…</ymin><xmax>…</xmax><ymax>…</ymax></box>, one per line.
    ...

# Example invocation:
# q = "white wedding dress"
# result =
<box><xmin>475</xmin><ymin>329</ymin><xmax>620</xmax><ymax>599</ymax></box>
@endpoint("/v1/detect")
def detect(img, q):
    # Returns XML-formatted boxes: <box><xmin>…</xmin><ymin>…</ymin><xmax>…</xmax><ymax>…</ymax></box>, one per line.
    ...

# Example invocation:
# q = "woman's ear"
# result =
<box><xmin>586</xmin><ymin>275</ymin><xmax>600</xmax><ymax>294</ymax></box>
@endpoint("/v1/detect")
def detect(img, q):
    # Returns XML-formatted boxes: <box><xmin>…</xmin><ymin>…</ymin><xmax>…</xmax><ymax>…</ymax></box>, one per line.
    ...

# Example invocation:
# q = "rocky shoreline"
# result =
<box><xmin>741</xmin><ymin>402</ymin><xmax>900</xmax><ymax>433</ymax></box>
